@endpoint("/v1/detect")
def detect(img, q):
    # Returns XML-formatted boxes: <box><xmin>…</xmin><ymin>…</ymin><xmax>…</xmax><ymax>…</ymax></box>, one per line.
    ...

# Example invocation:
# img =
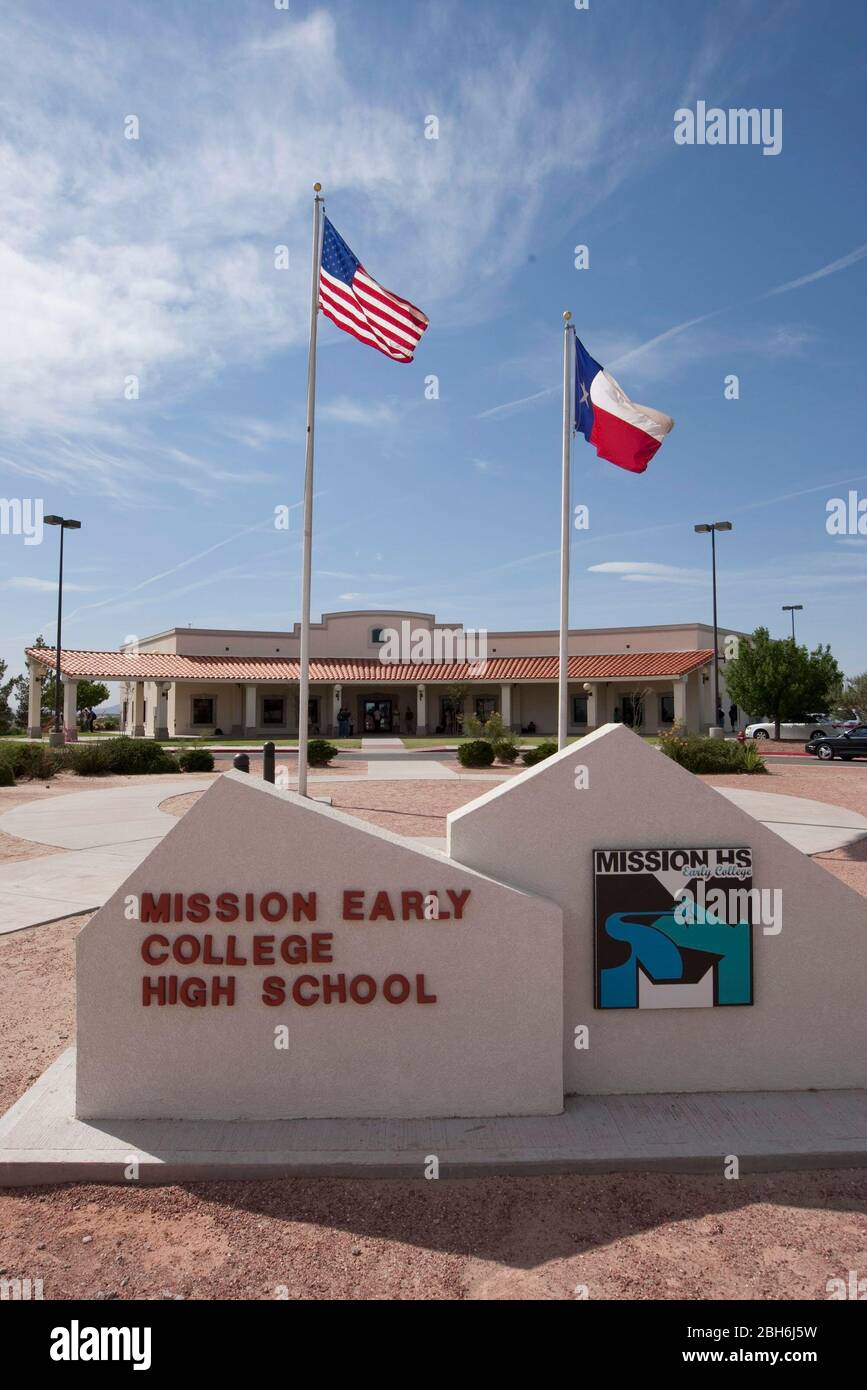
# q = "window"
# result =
<box><xmin>263</xmin><ymin>698</ymin><xmax>284</xmax><ymax>726</ymax></box>
<box><xmin>660</xmin><ymin>694</ymin><xmax>675</xmax><ymax>724</ymax></box>
<box><xmin>475</xmin><ymin>697</ymin><xmax>496</xmax><ymax>721</ymax></box>
<box><xmin>572</xmin><ymin>695</ymin><xmax>588</xmax><ymax>725</ymax></box>
<box><xmin>370</xmin><ymin>627</ymin><xmax>385</xmax><ymax>644</ymax></box>
<box><xmin>192</xmin><ymin>697</ymin><xmax>214</xmax><ymax>726</ymax></box>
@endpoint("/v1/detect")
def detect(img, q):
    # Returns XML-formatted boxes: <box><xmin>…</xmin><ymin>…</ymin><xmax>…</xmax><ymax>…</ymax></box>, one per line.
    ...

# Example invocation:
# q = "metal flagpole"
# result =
<box><xmin>297</xmin><ymin>182</ymin><xmax>324</xmax><ymax>798</ymax></box>
<box><xmin>557</xmin><ymin>311</ymin><xmax>574</xmax><ymax>750</ymax></box>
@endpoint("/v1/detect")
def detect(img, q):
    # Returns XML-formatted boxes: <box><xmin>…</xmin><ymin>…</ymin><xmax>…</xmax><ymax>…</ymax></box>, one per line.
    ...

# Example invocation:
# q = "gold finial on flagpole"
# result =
<box><xmin>563</xmin><ymin>310</ymin><xmax>572</xmax><ymax>321</ymax></box>
<box><xmin>313</xmin><ymin>182</ymin><xmax>322</xmax><ymax>193</ymax></box>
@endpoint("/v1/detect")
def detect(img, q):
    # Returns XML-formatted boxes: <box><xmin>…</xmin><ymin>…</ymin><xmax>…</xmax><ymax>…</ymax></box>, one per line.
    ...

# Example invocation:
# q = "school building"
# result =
<box><xmin>24</xmin><ymin>610</ymin><xmax>744</xmax><ymax>740</ymax></box>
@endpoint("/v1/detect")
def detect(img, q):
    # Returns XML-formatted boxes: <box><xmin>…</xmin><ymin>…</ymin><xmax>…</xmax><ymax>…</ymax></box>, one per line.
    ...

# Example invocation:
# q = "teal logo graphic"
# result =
<box><xmin>594</xmin><ymin>847</ymin><xmax>754</xmax><ymax>1010</ymax></box>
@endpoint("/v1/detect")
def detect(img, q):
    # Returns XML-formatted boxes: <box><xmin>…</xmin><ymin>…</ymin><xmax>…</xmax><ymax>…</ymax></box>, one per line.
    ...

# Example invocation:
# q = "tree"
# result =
<box><xmin>834</xmin><ymin>672</ymin><xmax>867</xmax><ymax>720</ymax></box>
<box><xmin>724</xmin><ymin>627</ymin><xmax>843</xmax><ymax>739</ymax></box>
<box><xmin>443</xmin><ymin>682</ymin><xmax>472</xmax><ymax>735</ymax></box>
<box><xmin>0</xmin><ymin>659</ymin><xmax>17</xmax><ymax>734</ymax></box>
<box><xmin>20</xmin><ymin>638</ymin><xmax>109</xmax><ymax>727</ymax></box>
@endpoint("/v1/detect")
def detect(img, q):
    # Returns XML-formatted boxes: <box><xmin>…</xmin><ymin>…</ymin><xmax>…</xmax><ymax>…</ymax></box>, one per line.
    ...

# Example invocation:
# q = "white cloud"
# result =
<box><xmin>766</xmin><ymin>242</ymin><xmax>867</xmax><ymax>297</ymax></box>
<box><xmin>0</xmin><ymin>6</ymin><xmax>677</xmax><ymax>461</ymax></box>
<box><xmin>320</xmin><ymin>398</ymin><xmax>398</xmax><ymax>428</ymax></box>
<box><xmin>588</xmin><ymin>561</ymin><xmax>706</xmax><ymax>585</ymax></box>
<box><xmin>1</xmin><ymin>576</ymin><xmax>97</xmax><ymax>592</ymax></box>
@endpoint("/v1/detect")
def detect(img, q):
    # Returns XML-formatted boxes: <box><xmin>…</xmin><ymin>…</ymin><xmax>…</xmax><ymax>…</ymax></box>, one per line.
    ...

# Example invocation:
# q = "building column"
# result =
<box><xmin>244</xmin><ymin>683</ymin><xmax>257</xmax><ymax>733</ymax></box>
<box><xmin>62</xmin><ymin>677</ymin><xmax>79</xmax><ymax>742</ymax></box>
<box><xmin>332</xmin><ymin>684</ymin><xmax>342</xmax><ymax>736</ymax></box>
<box><xmin>153</xmin><ymin>682</ymin><xmax>170</xmax><ymax>740</ymax></box>
<box><xmin>415</xmin><ymin>683</ymin><xmax>427</xmax><ymax>735</ymax></box>
<box><xmin>584</xmin><ymin>683</ymin><xmax>598</xmax><ymax>730</ymax></box>
<box><xmin>27</xmin><ymin>662</ymin><xmax>44</xmax><ymax>739</ymax></box>
<box><xmin>132</xmin><ymin>681</ymin><xmax>145</xmax><ymax>738</ymax></box>
<box><xmin>673</xmin><ymin>676</ymin><xmax>687</xmax><ymax>730</ymax></box>
<box><xmin>500</xmin><ymin>683</ymin><xmax>512</xmax><ymax>730</ymax></box>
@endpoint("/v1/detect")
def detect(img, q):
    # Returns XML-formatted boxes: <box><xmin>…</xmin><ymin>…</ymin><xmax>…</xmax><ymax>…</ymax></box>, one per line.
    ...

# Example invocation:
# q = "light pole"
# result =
<box><xmin>782</xmin><ymin>603</ymin><xmax>803</xmax><ymax>643</ymax></box>
<box><xmin>44</xmin><ymin>515</ymin><xmax>82</xmax><ymax>746</ymax></box>
<box><xmin>694</xmin><ymin>521</ymin><xmax>732</xmax><ymax>732</ymax></box>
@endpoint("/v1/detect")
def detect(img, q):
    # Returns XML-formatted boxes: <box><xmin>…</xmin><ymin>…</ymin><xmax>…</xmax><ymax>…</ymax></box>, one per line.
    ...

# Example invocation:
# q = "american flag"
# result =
<box><xmin>318</xmin><ymin>216</ymin><xmax>429</xmax><ymax>363</ymax></box>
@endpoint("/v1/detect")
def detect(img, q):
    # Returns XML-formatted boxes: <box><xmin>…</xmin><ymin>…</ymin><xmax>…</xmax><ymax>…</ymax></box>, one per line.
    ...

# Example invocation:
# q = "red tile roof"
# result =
<box><xmin>26</xmin><ymin>647</ymin><xmax>713</xmax><ymax>683</ymax></box>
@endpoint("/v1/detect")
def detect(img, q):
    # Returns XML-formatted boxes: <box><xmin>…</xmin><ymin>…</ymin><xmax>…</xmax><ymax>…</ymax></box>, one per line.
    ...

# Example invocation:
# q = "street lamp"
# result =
<box><xmin>44</xmin><ymin>515</ymin><xmax>82</xmax><ymax>746</ymax></box>
<box><xmin>782</xmin><ymin>604</ymin><xmax>803</xmax><ymax>643</ymax></box>
<box><xmin>694</xmin><ymin>521</ymin><xmax>732</xmax><ymax>733</ymax></box>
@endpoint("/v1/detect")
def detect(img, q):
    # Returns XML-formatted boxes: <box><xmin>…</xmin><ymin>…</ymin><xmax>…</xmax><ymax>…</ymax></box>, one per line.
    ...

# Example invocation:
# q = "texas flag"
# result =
<box><xmin>574</xmin><ymin>336</ymin><xmax>674</xmax><ymax>474</ymax></box>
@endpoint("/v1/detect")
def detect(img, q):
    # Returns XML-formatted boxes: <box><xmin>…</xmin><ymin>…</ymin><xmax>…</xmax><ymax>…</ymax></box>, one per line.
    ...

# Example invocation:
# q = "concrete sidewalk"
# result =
<box><xmin>2</xmin><ymin>1049</ymin><xmax>865</xmax><ymax>1184</ymax></box>
<box><xmin>1</xmin><ymin>778</ymin><xmax>865</xmax><ymax>935</ymax></box>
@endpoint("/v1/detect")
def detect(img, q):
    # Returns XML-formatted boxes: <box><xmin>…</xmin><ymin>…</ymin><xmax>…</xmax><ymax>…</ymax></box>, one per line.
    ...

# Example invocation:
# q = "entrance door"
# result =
<box><xmin>363</xmin><ymin>698</ymin><xmax>393</xmax><ymax>733</ymax></box>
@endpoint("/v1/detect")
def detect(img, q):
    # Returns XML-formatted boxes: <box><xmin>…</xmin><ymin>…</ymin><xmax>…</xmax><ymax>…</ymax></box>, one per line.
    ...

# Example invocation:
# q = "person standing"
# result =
<box><xmin>729</xmin><ymin>703</ymin><xmax>738</xmax><ymax>732</ymax></box>
<box><xmin>337</xmin><ymin>705</ymin><xmax>350</xmax><ymax>738</ymax></box>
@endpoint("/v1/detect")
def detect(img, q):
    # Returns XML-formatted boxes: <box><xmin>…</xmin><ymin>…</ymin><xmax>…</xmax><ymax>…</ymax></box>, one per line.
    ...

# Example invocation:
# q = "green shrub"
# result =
<box><xmin>178</xmin><ymin>748</ymin><xmax>215</xmax><ymax>772</ymax></box>
<box><xmin>521</xmin><ymin>739</ymin><xmax>558</xmax><ymax>766</ymax></box>
<box><xmin>457</xmin><ymin>739</ymin><xmax>495</xmax><ymax>768</ymax></box>
<box><xmin>68</xmin><ymin>742</ymin><xmax>113</xmax><ymax>776</ymax></box>
<box><xmin>0</xmin><ymin>741</ymin><xmax>68</xmax><ymax>780</ymax></box>
<box><xmin>0</xmin><ymin>762</ymin><xmax>15</xmax><ymax>786</ymax></box>
<box><xmin>658</xmin><ymin>732</ymin><xmax>767</xmax><ymax>775</ymax></box>
<box><xmin>71</xmin><ymin>737</ymin><xmax>178</xmax><ymax>776</ymax></box>
<box><xmin>307</xmin><ymin>739</ymin><xmax>338</xmax><ymax>767</ymax></box>
<box><xmin>494</xmin><ymin>742</ymin><xmax>519</xmax><ymax>764</ymax></box>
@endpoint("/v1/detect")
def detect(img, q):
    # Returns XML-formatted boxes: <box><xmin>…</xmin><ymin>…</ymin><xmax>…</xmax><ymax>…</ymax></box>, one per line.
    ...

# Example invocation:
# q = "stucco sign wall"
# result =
<box><xmin>76</xmin><ymin>773</ymin><xmax>563</xmax><ymax>1121</ymax></box>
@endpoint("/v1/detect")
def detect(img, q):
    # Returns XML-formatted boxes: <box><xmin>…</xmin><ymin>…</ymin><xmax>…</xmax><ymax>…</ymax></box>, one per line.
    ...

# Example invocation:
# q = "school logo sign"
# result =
<box><xmin>593</xmin><ymin>847</ymin><xmax>754</xmax><ymax>1010</ymax></box>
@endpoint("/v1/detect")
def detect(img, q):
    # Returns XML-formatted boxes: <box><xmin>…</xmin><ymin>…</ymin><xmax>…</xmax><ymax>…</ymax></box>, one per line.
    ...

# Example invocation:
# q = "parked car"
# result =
<box><xmin>806</xmin><ymin>725</ymin><xmax>867</xmax><ymax>761</ymax></box>
<box><xmin>745</xmin><ymin>714</ymin><xmax>843</xmax><ymax>742</ymax></box>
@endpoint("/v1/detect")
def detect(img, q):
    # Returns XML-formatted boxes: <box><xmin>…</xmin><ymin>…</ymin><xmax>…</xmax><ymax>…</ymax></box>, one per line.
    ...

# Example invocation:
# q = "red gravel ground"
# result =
<box><xmin>1</xmin><ymin>759</ymin><xmax>866</xmax><ymax>1299</ymax></box>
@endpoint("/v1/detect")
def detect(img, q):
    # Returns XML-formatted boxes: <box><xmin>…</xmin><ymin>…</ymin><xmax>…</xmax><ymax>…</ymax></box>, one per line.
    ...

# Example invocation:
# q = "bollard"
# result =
<box><xmin>263</xmin><ymin>741</ymin><xmax>275</xmax><ymax>784</ymax></box>
<box><xmin>233</xmin><ymin>752</ymin><xmax>250</xmax><ymax>774</ymax></box>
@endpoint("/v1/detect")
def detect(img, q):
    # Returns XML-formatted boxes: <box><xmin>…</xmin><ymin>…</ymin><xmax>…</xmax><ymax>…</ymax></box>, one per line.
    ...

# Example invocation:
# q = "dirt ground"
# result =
<box><xmin>1</xmin><ymin>759</ymin><xmax>866</xmax><ymax>1300</ymax></box>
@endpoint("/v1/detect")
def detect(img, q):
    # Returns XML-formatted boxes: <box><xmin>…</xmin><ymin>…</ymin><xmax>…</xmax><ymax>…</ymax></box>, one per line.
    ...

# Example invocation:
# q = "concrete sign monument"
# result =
<box><xmin>76</xmin><ymin>774</ymin><xmax>563</xmax><ymax>1120</ymax></box>
<box><xmin>3</xmin><ymin>722</ymin><xmax>867</xmax><ymax>1183</ymax></box>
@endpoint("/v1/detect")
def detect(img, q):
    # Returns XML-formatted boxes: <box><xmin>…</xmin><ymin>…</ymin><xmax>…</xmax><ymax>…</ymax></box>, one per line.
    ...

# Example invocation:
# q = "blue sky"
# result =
<box><xmin>1</xmin><ymin>0</ymin><xmax>866</xmax><ymax>683</ymax></box>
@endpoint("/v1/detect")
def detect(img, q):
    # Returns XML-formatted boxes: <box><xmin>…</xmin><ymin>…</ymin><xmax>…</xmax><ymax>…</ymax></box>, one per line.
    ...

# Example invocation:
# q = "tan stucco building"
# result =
<box><xmin>25</xmin><ymin>610</ymin><xmax>743</xmax><ymax>740</ymax></box>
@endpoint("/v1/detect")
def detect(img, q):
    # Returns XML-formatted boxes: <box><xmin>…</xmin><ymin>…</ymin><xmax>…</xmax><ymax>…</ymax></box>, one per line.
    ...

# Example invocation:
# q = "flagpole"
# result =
<box><xmin>297</xmin><ymin>182</ymin><xmax>324</xmax><ymax>798</ymax></box>
<box><xmin>558</xmin><ymin>311</ymin><xmax>574</xmax><ymax>750</ymax></box>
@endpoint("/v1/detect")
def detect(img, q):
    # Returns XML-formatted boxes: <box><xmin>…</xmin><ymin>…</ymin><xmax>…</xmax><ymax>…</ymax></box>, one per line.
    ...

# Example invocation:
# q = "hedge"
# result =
<box><xmin>457</xmin><ymin>739</ymin><xmax>495</xmax><ymax>768</ymax></box>
<box><xmin>658</xmin><ymin>733</ymin><xmax>767</xmax><ymax>775</ymax></box>
<box><xmin>521</xmin><ymin>740</ymin><xmax>558</xmax><ymax>767</ymax></box>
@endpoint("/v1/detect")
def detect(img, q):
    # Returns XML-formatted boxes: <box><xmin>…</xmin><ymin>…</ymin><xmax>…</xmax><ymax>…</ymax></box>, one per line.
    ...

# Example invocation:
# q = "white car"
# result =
<box><xmin>745</xmin><ymin>714</ymin><xmax>846</xmax><ymax>742</ymax></box>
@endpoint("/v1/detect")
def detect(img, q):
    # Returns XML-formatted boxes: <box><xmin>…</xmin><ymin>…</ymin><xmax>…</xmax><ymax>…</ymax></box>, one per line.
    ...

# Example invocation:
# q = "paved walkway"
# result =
<box><xmin>1</xmin><ymin>779</ymin><xmax>865</xmax><ymax>935</ymax></box>
<box><xmin>2</xmin><ymin>1049</ymin><xmax>865</xmax><ymax>1184</ymax></box>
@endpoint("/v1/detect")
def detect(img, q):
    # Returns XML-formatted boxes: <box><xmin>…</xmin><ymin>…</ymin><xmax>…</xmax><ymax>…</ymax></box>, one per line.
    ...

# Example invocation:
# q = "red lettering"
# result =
<box><xmin>311</xmin><ymin>932</ymin><xmax>333</xmax><ymax>963</ymax></box>
<box><xmin>216</xmin><ymin>892</ymin><xmax>239</xmax><ymax>923</ymax></box>
<box><xmin>416</xmin><ymin>973</ymin><xmax>437</xmax><ymax>1003</ymax></box>
<box><xmin>370</xmin><ymin>891</ymin><xmax>394</xmax><ymax>921</ymax></box>
<box><xmin>383</xmin><ymin>974</ymin><xmax>410</xmax><ymax>1004</ymax></box>
<box><xmin>321</xmin><ymin>972</ymin><xmax>347</xmax><ymax>1003</ymax></box>
<box><xmin>292</xmin><ymin>892</ymin><xmax>317</xmax><ymax>922</ymax></box>
<box><xmin>343</xmin><ymin>890</ymin><xmax>365</xmax><ymax>920</ymax></box>
<box><xmin>173</xmin><ymin>933</ymin><xmax>200</xmax><ymax>964</ymax></box>
<box><xmin>280</xmin><ymin>935</ymin><xmax>308</xmax><ymax>965</ymax></box>
<box><xmin>211</xmin><ymin>976</ymin><xmax>236</xmax><ymax>1006</ymax></box>
<box><xmin>253</xmin><ymin>935</ymin><xmax>276</xmax><ymax>965</ymax></box>
<box><xmin>179</xmin><ymin>976</ymin><xmax>207</xmax><ymax>1007</ymax></box>
<box><xmin>401</xmin><ymin>891</ymin><xmax>425</xmax><ymax>921</ymax></box>
<box><xmin>186</xmin><ymin>892</ymin><xmax>211</xmax><ymax>924</ymax></box>
<box><xmin>202</xmin><ymin>934</ymin><xmax>225</xmax><ymax>966</ymax></box>
<box><xmin>349</xmin><ymin>974</ymin><xmax>376</xmax><ymax>1004</ymax></box>
<box><xmin>142</xmin><ymin>975</ymin><xmax>166</xmax><ymax>1005</ymax></box>
<box><xmin>262</xmin><ymin>975</ymin><xmax>285</xmax><ymax>1006</ymax></box>
<box><xmin>141</xmin><ymin>892</ymin><xmax>170</xmax><ymax>923</ymax></box>
<box><xmin>445</xmin><ymin>888</ymin><xmax>471</xmax><ymax>920</ymax></box>
<box><xmin>292</xmin><ymin>975</ymin><xmax>320</xmax><ymax>1006</ymax></box>
<box><xmin>141</xmin><ymin>934</ymin><xmax>169</xmax><ymax>965</ymax></box>
<box><xmin>173</xmin><ymin>893</ymin><xmax>184</xmax><ymax>923</ymax></box>
<box><xmin>225</xmin><ymin>936</ymin><xmax>248</xmax><ymax>966</ymax></box>
<box><xmin>261</xmin><ymin>891</ymin><xmax>288</xmax><ymax>923</ymax></box>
